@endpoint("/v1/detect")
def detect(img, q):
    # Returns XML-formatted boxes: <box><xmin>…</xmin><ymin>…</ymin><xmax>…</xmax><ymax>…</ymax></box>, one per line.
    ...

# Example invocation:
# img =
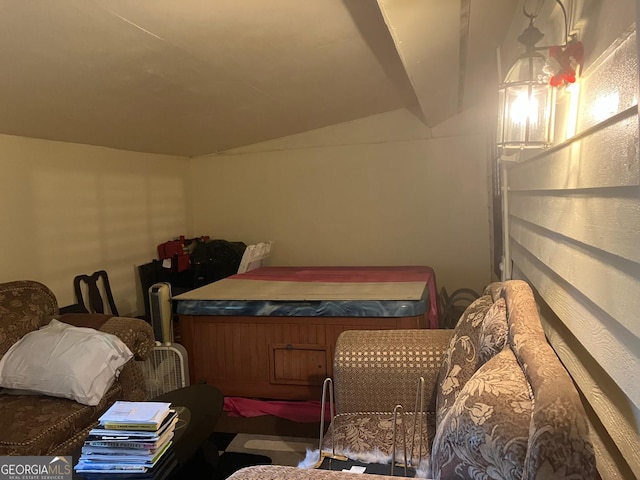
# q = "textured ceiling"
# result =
<box><xmin>0</xmin><ymin>0</ymin><xmax>515</xmax><ymax>156</ymax></box>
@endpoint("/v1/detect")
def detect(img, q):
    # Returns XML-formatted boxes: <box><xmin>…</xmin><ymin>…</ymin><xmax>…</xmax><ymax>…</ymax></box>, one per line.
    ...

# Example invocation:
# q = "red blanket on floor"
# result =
<box><xmin>224</xmin><ymin>397</ymin><xmax>331</xmax><ymax>423</ymax></box>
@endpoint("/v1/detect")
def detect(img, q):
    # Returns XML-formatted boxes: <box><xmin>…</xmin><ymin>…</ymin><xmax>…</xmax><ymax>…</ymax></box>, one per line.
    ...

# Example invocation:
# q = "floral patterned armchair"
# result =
<box><xmin>229</xmin><ymin>280</ymin><xmax>596</xmax><ymax>479</ymax></box>
<box><xmin>0</xmin><ymin>280</ymin><xmax>155</xmax><ymax>456</ymax></box>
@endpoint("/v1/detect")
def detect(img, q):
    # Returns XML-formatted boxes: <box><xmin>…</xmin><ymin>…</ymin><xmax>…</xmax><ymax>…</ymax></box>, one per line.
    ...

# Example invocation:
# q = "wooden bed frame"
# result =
<box><xmin>178</xmin><ymin>312</ymin><xmax>424</xmax><ymax>400</ymax></box>
<box><xmin>175</xmin><ymin>264</ymin><xmax>437</xmax><ymax>400</ymax></box>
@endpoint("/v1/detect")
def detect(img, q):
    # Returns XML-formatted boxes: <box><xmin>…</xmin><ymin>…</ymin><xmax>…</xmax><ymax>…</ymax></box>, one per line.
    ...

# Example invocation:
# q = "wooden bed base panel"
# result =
<box><xmin>178</xmin><ymin>314</ymin><xmax>423</xmax><ymax>400</ymax></box>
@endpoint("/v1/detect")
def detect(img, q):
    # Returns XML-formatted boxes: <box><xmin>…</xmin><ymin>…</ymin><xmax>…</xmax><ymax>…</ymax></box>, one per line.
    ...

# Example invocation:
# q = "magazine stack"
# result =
<box><xmin>75</xmin><ymin>401</ymin><xmax>178</xmax><ymax>478</ymax></box>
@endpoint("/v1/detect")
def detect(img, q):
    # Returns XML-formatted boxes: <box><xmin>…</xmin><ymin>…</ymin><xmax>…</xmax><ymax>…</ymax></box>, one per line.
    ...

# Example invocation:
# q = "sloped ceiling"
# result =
<box><xmin>0</xmin><ymin>0</ymin><xmax>515</xmax><ymax>157</ymax></box>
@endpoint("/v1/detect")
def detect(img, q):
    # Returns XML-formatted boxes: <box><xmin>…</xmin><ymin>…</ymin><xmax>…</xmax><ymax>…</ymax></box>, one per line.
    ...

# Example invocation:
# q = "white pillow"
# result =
<box><xmin>0</xmin><ymin>319</ymin><xmax>132</xmax><ymax>406</ymax></box>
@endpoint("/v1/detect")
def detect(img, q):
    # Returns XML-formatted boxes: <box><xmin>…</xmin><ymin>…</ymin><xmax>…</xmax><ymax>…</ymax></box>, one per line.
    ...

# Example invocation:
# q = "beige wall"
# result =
<box><xmin>0</xmin><ymin>134</ymin><xmax>189</xmax><ymax>314</ymax></box>
<box><xmin>188</xmin><ymin>108</ymin><xmax>492</xmax><ymax>294</ymax></box>
<box><xmin>500</xmin><ymin>1</ymin><xmax>638</xmax><ymax>477</ymax></box>
<box><xmin>0</xmin><ymin>106</ymin><xmax>494</xmax><ymax>315</ymax></box>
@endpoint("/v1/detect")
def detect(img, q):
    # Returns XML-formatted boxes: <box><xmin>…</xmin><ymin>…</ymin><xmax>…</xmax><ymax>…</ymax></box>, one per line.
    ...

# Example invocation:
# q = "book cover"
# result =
<box><xmin>99</xmin><ymin>401</ymin><xmax>172</xmax><ymax>430</ymax></box>
<box><xmin>85</xmin><ymin>430</ymin><xmax>174</xmax><ymax>451</ymax></box>
<box><xmin>75</xmin><ymin>450</ymin><xmax>178</xmax><ymax>480</ymax></box>
<box><xmin>88</xmin><ymin>411</ymin><xmax>177</xmax><ymax>440</ymax></box>
<box><xmin>82</xmin><ymin>432</ymin><xmax>174</xmax><ymax>456</ymax></box>
<box><xmin>75</xmin><ymin>440</ymin><xmax>172</xmax><ymax>472</ymax></box>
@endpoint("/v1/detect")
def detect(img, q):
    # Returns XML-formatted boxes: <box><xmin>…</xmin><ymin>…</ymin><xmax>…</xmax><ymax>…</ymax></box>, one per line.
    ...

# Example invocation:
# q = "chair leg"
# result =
<box><xmin>319</xmin><ymin>377</ymin><xmax>334</xmax><ymax>456</ymax></box>
<box><xmin>410</xmin><ymin>376</ymin><xmax>427</xmax><ymax>469</ymax></box>
<box><xmin>391</xmin><ymin>404</ymin><xmax>409</xmax><ymax>477</ymax></box>
<box><xmin>318</xmin><ymin>377</ymin><xmax>348</xmax><ymax>470</ymax></box>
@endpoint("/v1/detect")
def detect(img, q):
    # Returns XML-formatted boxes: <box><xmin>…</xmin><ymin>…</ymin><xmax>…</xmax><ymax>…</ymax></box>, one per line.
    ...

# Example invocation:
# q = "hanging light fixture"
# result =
<box><xmin>497</xmin><ymin>4</ymin><xmax>556</xmax><ymax>152</ymax></box>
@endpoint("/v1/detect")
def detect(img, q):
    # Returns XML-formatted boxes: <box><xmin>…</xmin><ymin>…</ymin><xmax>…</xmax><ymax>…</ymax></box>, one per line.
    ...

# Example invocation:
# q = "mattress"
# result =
<box><xmin>174</xmin><ymin>266</ymin><xmax>438</xmax><ymax>327</ymax></box>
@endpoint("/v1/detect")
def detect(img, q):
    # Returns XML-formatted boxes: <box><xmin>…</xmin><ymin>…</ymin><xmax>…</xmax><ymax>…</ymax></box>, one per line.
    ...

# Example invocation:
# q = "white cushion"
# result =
<box><xmin>0</xmin><ymin>319</ymin><xmax>132</xmax><ymax>406</ymax></box>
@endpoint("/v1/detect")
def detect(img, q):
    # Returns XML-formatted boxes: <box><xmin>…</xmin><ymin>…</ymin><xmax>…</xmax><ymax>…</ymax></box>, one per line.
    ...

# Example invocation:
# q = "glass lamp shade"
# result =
<box><xmin>497</xmin><ymin>52</ymin><xmax>556</xmax><ymax>151</ymax></box>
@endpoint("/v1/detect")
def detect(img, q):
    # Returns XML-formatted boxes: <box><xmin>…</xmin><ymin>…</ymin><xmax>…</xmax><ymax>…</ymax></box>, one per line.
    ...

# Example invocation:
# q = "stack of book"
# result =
<box><xmin>75</xmin><ymin>401</ymin><xmax>178</xmax><ymax>478</ymax></box>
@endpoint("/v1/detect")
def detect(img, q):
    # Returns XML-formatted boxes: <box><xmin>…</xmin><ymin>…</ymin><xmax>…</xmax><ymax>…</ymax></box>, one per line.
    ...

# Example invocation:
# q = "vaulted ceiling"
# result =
<box><xmin>0</xmin><ymin>0</ymin><xmax>516</xmax><ymax>156</ymax></box>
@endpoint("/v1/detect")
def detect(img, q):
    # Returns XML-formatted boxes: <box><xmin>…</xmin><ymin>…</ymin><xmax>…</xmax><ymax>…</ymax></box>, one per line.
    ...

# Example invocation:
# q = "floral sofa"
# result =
<box><xmin>228</xmin><ymin>280</ymin><xmax>596</xmax><ymax>479</ymax></box>
<box><xmin>0</xmin><ymin>280</ymin><xmax>155</xmax><ymax>456</ymax></box>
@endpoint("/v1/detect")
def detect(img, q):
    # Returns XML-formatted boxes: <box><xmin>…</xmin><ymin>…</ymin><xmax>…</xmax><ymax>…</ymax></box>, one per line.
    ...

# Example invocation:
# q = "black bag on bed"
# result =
<box><xmin>191</xmin><ymin>239</ymin><xmax>247</xmax><ymax>283</ymax></box>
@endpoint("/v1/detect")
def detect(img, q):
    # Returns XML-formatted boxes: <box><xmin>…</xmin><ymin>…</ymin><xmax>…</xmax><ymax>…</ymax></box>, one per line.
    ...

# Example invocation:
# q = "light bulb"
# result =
<box><xmin>510</xmin><ymin>91</ymin><xmax>540</xmax><ymax>126</ymax></box>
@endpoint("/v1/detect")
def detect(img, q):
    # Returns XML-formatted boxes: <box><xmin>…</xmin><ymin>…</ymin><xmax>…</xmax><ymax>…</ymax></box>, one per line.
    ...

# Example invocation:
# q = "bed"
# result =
<box><xmin>174</xmin><ymin>266</ymin><xmax>439</xmax><ymax>400</ymax></box>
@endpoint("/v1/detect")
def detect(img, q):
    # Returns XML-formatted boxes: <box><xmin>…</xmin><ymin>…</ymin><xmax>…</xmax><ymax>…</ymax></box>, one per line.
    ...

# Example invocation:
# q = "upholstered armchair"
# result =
<box><xmin>316</xmin><ymin>328</ymin><xmax>451</xmax><ymax>474</ymax></box>
<box><xmin>0</xmin><ymin>280</ymin><xmax>155</xmax><ymax>455</ymax></box>
<box><xmin>295</xmin><ymin>281</ymin><xmax>596</xmax><ymax>479</ymax></box>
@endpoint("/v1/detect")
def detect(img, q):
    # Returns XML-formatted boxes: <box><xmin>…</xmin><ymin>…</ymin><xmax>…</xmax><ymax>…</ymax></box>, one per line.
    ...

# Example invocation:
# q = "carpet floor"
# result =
<box><xmin>174</xmin><ymin>432</ymin><xmax>273</xmax><ymax>480</ymax></box>
<box><xmin>223</xmin><ymin>433</ymin><xmax>317</xmax><ymax>467</ymax></box>
<box><xmin>187</xmin><ymin>431</ymin><xmax>317</xmax><ymax>480</ymax></box>
<box><xmin>175</xmin><ymin>413</ymin><xmax>323</xmax><ymax>479</ymax></box>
